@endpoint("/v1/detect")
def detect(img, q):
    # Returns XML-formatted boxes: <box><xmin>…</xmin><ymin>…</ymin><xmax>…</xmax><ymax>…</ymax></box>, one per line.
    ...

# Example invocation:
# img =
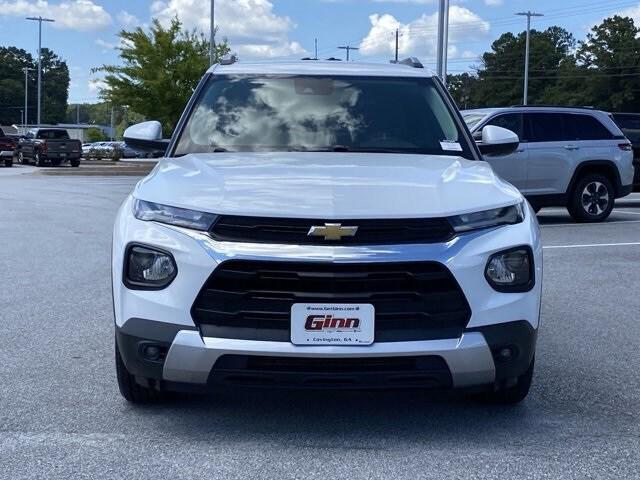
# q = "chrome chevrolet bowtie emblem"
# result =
<box><xmin>308</xmin><ymin>223</ymin><xmax>359</xmax><ymax>241</ymax></box>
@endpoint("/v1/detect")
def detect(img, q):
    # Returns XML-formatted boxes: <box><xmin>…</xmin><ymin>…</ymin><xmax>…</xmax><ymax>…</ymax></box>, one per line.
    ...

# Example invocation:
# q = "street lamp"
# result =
<box><xmin>26</xmin><ymin>16</ymin><xmax>55</xmax><ymax>126</ymax></box>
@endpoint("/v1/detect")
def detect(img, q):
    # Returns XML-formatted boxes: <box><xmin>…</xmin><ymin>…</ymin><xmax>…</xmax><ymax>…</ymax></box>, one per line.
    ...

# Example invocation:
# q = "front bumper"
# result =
<box><xmin>116</xmin><ymin>318</ymin><xmax>536</xmax><ymax>390</ymax></box>
<box><xmin>0</xmin><ymin>150</ymin><xmax>14</xmax><ymax>158</ymax></box>
<box><xmin>113</xmin><ymin>195</ymin><xmax>542</xmax><ymax>392</ymax></box>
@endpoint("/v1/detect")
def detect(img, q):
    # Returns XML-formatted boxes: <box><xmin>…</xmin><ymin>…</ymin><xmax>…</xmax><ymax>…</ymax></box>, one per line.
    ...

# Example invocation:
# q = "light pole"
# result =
<box><xmin>516</xmin><ymin>11</ymin><xmax>544</xmax><ymax>105</ymax></box>
<box><xmin>23</xmin><ymin>67</ymin><xmax>30</xmax><ymax>128</ymax></box>
<box><xmin>436</xmin><ymin>0</ymin><xmax>450</xmax><ymax>83</ymax></box>
<box><xmin>209</xmin><ymin>0</ymin><xmax>216</xmax><ymax>66</ymax></box>
<box><xmin>26</xmin><ymin>16</ymin><xmax>55</xmax><ymax>126</ymax></box>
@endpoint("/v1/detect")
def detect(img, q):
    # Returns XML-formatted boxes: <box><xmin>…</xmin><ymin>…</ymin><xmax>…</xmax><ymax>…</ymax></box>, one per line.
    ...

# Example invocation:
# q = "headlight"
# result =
<box><xmin>133</xmin><ymin>198</ymin><xmax>218</xmax><ymax>231</ymax></box>
<box><xmin>124</xmin><ymin>244</ymin><xmax>177</xmax><ymax>290</ymax></box>
<box><xmin>485</xmin><ymin>246</ymin><xmax>534</xmax><ymax>292</ymax></box>
<box><xmin>449</xmin><ymin>202</ymin><xmax>525</xmax><ymax>233</ymax></box>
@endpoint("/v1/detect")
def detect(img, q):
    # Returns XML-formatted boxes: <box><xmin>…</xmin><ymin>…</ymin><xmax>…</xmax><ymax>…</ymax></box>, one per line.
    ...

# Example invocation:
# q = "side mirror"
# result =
<box><xmin>478</xmin><ymin>125</ymin><xmax>519</xmax><ymax>157</ymax></box>
<box><xmin>123</xmin><ymin>121</ymin><xmax>170</xmax><ymax>152</ymax></box>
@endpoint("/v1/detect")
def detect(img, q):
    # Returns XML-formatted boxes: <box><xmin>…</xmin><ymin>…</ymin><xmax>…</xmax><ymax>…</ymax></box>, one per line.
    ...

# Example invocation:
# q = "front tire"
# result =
<box><xmin>70</xmin><ymin>159</ymin><xmax>80</xmax><ymax>167</ymax></box>
<box><xmin>4</xmin><ymin>158</ymin><xmax>12</xmax><ymax>167</ymax></box>
<box><xmin>19</xmin><ymin>152</ymin><xmax>29</xmax><ymax>165</ymax></box>
<box><xmin>35</xmin><ymin>152</ymin><xmax>45</xmax><ymax>167</ymax></box>
<box><xmin>568</xmin><ymin>174</ymin><xmax>614</xmax><ymax>223</ymax></box>
<box><xmin>115</xmin><ymin>339</ymin><xmax>165</xmax><ymax>404</ymax></box>
<box><xmin>476</xmin><ymin>357</ymin><xmax>535</xmax><ymax>405</ymax></box>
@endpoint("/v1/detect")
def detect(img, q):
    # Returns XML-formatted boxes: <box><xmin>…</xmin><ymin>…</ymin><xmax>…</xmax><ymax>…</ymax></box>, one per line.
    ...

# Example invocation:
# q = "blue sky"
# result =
<box><xmin>0</xmin><ymin>0</ymin><xmax>638</xmax><ymax>104</ymax></box>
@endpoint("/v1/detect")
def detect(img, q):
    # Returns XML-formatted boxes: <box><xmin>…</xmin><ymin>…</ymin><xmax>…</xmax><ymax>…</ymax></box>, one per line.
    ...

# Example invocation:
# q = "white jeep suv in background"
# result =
<box><xmin>113</xmin><ymin>58</ymin><xmax>542</xmax><ymax>405</ymax></box>
<box><xmin>462</xmin><ymin>106</ymin><xmax>634</xmax><ymax>222</ymax></box>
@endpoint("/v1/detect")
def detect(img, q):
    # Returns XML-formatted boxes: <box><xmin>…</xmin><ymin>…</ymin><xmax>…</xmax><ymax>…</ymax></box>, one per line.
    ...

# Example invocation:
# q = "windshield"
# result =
<box><xmin>174</xmin><ymin>75</ymin><xmax>474</xmax><ymax>158</ymax></box>
<box><xmin>37</xmin><ymin>130</ymin><xmax>69</xmax><ymax>140</ymax></box>
<box><xmin>461</xmin><ymin>112</ymin><xmax>488</xmax><ymax>130</ymax></box>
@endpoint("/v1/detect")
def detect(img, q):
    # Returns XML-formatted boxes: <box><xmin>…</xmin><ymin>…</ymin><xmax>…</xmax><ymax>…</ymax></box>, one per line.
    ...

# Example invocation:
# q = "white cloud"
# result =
<box><xmin>88</xmin><ymin>78</ymin><xmax>106</xmax><ymax>93</ymax></box>
<box><xmin>616</xmin><ymin>4</ymin><xmax>640</xmax><ymax>24</ymax></box>
<box><xmin>359</xmin><ymin>7</ymin><xmax>489</xmax><ymax>60</ymax></box>
<box><xmin>150</xmin><ymin>0</ymin><xmax>306</xmax><ymax>58</ymax></box>
<box><xmin>484</xmin><ymin>0</ymin><xmax>503</xmax><ymax>6</ymax></box>
<box><xmin>117</xmin><ymin>10</ymin><xmax>139</xmax><ymax>28</ymax></box>
<box><xmin>95</xmin><ymin>38</ymin><xmax>116</xmax><ymax>51</ymax></box>
<box><xmin>0</xmin><ymin>0</ymin><xmax>111</xmax><ymax>31</ymax></box>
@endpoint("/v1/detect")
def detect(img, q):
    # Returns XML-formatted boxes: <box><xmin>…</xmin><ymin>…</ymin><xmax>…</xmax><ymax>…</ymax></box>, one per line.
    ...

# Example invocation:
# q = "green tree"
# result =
<box><xmin>0</xmin><ymin>46</ymin><xmax>69</xmax><ymax>125</ymax></box>
<box><xmin>0</xmin><ymin>47</ymin><xmax>35</xmax><ymax>125</ymax></box>
<box><xmin>576</xmin><ymin>16</ymin><xmax>640</xmax><ymax>112</ymax></box>
<box><xmin>95</xmin><ymin>18</ymin><xmax>229</xmax><ymax>136</ymax></box>
<box><xmin>41</xmin><ymin>48</ymin><xmax>70</xmax><ymax>124</ymax></box>
<box><xmin>86</xmin><ymin>127</ymin><xmax>107</xmax><ymax>142</ymax></box>
<box><xmin>472</xmin><ymin>27</ymin><xmax>576</xmax><ymax>107</ymax></box>
<box><xmin>447</xmin><ymin>73</ymin><xmax>479</xmax><ymax>110</ymax></box>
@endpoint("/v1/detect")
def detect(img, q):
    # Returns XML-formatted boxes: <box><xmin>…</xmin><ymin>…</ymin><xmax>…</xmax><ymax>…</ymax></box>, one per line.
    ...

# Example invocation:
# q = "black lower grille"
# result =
<box><xmin>192</xmin><ymin>260</ymin><xmax>471</xmax><ymax>342</ymax></box>
<box><xmin>210</xmin><ymin>215</ymin><xmax>454</xmax><ymax>245</ymax></box>
<box><xmin>209</xmin><ymin>354</ymin><xmax>453</xmax><ymax>389</ymax></box>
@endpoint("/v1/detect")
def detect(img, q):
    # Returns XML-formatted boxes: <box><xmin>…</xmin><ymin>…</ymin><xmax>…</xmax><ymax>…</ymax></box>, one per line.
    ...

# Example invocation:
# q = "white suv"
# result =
<box><xmin>462</xmin><ymin>107</ymin><xmax>634</xmax><ymax>222</ymax></box>
<box><xmin>113</xmin><ymin>58</ymin><xmax>542</xmax><ymax>405</ymax></box>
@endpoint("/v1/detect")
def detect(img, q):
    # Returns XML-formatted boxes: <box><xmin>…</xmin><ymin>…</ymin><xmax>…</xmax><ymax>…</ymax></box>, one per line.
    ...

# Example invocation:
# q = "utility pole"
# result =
<box><xmin>516</xmin><ymin>11</ymin><xmax>544</xmax><ymax>105</ymax></box>
<box><xmin>23</xmin><ymin>67</ymin><xmax>30</xmax><ymax>128</ymax></box>
<box><xmin>26</xmin><ymin>16</ymin><xmax>55</xmax><ymax>127</ymax></box>
<box><xmin>338</xmin><ymin>45</ymin><xmax>359</xmax><ymax>61</ymax></box>
<box><xmin>394</xmin><ymin>29</ymin><xmax>400</xmax><ymax>62</ymax></box>
<box><xmin>76</xmin><ymin>104</ymin><xmax>80</xmax><ymax>124</ymax></box>
<box><xmin>314</xmin><ymin>38</ymin><xmax>318</xmax><ymax>60</ymax></box>
<box><xmin>209</xmin><ymin>0</ymin><xmax>216</xmax><ymax>66</ymax></box>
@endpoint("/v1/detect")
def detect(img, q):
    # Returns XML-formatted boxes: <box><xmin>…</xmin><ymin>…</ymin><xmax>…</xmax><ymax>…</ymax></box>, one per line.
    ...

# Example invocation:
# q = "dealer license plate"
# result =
<box><xmin>290</xmin><ymin>303</ymin><xmax>374</xmax><ymax>346</ymax></box>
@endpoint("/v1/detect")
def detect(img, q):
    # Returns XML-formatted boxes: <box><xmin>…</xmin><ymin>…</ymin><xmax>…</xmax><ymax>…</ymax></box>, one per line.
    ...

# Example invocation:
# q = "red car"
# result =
<box><xmin>0</xmin><ymin>127</ymin><xmax>15</xmax><ymax>167</ymax></box>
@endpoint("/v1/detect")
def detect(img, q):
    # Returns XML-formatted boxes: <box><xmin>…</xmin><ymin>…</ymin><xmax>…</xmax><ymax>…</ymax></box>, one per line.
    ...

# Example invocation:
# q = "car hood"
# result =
<box><xmin>134</xmin><ymin>152</ymin><xmax>522</xmax><ymax>218</ymax></box>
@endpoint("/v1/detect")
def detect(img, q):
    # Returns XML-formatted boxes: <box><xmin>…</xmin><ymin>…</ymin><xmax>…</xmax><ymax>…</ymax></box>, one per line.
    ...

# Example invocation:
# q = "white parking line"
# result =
<box><xmin>540</xmin><ymin>219</ymin><xmax>640</xmax><ymax>228</ymax></box>
<box><xmin>544</xmin><ymin>242</ymin><xmax>640</xmax><ymax>249</ymax></box>
<box><xmin>613</xmin><ymin>210</ymin><xmax>640</xmax><ymax>216</ymax></box>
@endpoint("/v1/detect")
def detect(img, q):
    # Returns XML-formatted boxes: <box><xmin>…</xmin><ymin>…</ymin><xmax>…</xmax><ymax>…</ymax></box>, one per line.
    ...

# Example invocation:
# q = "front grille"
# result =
<box><xmin>192</xmin><ymin>260</ymin><xmax>471</xmax><ymax>342</ymax></box>
<box><xmin>209</xmin><ymin>354</ymin><xmax>453</xmax><ymax>389</ymax></box>
<box><xmin>210</xmin><ymin>215</ymin><xmax>455</xmax><ymax>245</ymax></box>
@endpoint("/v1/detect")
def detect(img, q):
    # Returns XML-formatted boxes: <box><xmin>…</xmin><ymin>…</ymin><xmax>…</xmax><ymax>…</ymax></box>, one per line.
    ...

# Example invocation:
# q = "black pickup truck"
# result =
<box><xmin>17</xmin><ymin>128</ymin><xmax>82</xmax><ymax>167</ymax></box>
<box><xmin>0</xmin><ymin>127</ymin><xmax>16</xmax><ymax>167</ymax></box>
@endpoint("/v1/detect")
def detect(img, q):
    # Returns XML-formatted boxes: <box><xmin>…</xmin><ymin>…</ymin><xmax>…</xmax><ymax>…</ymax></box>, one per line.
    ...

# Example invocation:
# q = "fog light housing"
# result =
<box><xmin>485</xmin><ymin>246</ymin><xmax>534</xmax><ymax>292</ymax></box>
<box><xmin>124</xmin><ymin>244</ymin><xmax>177</xmax><ymax>290</ymax></box>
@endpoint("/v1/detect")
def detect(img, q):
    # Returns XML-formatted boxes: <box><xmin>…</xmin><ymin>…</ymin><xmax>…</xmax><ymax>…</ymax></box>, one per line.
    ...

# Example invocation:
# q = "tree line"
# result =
<box><xmin>447</xmin><ymin>15</ymin><xmax>640</xmax><ymax>112</ymax></box>
<box><xmin>0</xmin><ymin>47</ymin><xmax>69</xmax><ymax>125</ymax></box>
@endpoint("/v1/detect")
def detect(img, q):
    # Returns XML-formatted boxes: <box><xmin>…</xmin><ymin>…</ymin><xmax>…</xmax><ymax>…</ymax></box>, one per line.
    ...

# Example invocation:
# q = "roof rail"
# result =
<box><xmin>219</xmin><ymin>54</ymin><xmax>238</xmax><ymax>66</ymax></box>
<box><xmin>390</xmin><ymin>57</ymin><xmax>424</xmax><ymax>69</ymax></box>
<box><xmin>301</xmin><ymin>57</ymin><xmax>317</xmax><ymax>61</ymax></box>
<box><xmin>325</xmin><ymin>57</ymin><xmax>342</xmax><ymax>61</ymax></box>
<box><xmin>510</xmin><ymin>104</ymin><xmax>595</xmax><ymax>109</ymax></box>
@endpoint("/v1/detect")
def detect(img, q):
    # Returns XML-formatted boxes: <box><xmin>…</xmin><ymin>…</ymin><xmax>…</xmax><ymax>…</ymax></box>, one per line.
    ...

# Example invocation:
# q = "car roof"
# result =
<box><xmin>208</xmin><ymin>60</ymin><xmax>434</xmax><ymax>78</ymax></box>
<box><xmin>462</xmin><ymin>106</ymin><xmax>610</xmax><ymax>115</ymax></box>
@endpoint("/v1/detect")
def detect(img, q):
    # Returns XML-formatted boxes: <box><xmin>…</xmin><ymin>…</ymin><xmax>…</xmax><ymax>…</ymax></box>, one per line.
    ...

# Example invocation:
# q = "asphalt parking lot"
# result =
<box><xmin>1</xmin><ymin>171</ymin><xmax>639</xmax><ymax>479</ymax></box>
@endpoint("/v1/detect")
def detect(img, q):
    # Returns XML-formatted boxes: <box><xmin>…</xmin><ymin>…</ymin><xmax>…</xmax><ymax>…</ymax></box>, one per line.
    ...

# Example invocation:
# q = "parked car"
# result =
<box><xmin>611</xmin><ymin>113</ymin><xmax>640</xmax><ymax>190</ymax></box>
<box><xmin>462</xmin><ymin>106</ymin><xmax>634</xmax><ymax>222</ymax></box>
<box><xmin>113</xmin><ymin>58</ymin><xmax>542</xmax><ymax>405</ymax></box>
<box><xmin>17</xmin><ymin>128</ymin><xmax>81</xmax><ymax>167</ymax></box>
<box><xmin>0</xmin><ymin>127</ymin><xmax>16</xmax><ymax>167</ymax></box>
